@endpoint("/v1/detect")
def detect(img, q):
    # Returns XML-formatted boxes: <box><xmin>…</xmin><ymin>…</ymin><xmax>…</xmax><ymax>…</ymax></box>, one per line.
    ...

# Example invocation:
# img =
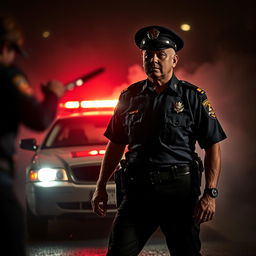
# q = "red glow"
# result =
<box><xmin>68</xmin><ymin>248</ymin><xmax>107</xmax><ymax>255</ymax></box>
<box><xmin>72</xmin><ymin>149</ymin><xmax>106</xmax><ymax>158</ymax></box>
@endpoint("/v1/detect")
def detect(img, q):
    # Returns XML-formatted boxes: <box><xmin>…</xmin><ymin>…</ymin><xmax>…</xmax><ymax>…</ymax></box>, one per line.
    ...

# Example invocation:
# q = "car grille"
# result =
<box><xmin>71</xmin><ymin>165</ymin><xmax>114</xmax><ymax>182</ymax></box>
<box><xmin>71</xmin><ymin>165</ymin><xmax>101</xmax><ymax>182</ymax></box>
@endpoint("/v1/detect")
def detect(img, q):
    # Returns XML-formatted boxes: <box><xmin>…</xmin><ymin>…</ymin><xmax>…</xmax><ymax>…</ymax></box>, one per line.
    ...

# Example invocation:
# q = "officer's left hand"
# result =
<box><xmin>193</xmin><ymin>194</ymin><xmax>216</xmax><ymax>225</ymax></box>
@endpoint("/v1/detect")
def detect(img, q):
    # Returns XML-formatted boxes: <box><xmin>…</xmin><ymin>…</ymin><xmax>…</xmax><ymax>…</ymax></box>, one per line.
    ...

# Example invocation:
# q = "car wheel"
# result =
<box><xmin>26</xmin><ymin>206</ymin><xmax>48</xmax><ymax>240</ymax></box>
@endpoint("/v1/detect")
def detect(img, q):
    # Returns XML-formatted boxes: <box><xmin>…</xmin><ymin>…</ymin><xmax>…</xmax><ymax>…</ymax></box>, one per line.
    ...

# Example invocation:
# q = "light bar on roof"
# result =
<box><xmin>80</xmin><ymin>100</ymin><xmax>118</xmax><ymax>108</ymax></box>
<box><xmin>72</xmin><ymin>149</ymin><xmax>106</xmax><ymax>158</ymax></box>
<box><xmin>63</xmin><ymin>101</ymin><xmax>80</xmax><ymax>109</ymax></box>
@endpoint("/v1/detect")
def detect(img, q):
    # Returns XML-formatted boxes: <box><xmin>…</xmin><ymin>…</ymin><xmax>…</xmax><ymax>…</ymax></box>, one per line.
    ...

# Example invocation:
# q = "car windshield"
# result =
<box><xmin>42</xmin><ymin>115</ymin><xmax>111</xmax><ymax>148</ymax></box>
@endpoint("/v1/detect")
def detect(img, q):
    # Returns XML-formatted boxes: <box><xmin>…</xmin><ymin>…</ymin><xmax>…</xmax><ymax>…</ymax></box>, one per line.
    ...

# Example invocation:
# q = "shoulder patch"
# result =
<box><xmin>180</xmin><ymin>80</ymin><xmax>206</xmax><ymax>94</ymax></box>
<box><xmin>12</xmin><ymin>75</ymin><xmax>33</xmax><ymax>96</ymax></box>
<box><xmin>202</xmin><ymin>99</ymin><xmax>216</xmax><ymax>119</ymax></box>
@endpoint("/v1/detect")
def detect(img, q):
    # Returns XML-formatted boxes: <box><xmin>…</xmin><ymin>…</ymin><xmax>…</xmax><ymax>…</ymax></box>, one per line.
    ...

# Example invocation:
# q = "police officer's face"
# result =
<box><xmin>142</xmin><ymin>48</ymin><xmax>178</xmax><ymax>80</ymax></box>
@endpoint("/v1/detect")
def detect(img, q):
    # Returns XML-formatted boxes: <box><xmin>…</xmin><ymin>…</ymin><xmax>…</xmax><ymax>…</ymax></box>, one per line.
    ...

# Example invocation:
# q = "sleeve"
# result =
<box><xmin>196</xmin><ymin>93</ymin><xmax>227</xmax><ymax>149</ymax></box>
<box><xmin>104</xmin><ymin>93</ymin><xmax>129</xmax><ymax>145</ymax></box>
<box><xmin>11</xmin><ymin>67</ymin><xmax>59</xmax><ymax>131</ymax></box>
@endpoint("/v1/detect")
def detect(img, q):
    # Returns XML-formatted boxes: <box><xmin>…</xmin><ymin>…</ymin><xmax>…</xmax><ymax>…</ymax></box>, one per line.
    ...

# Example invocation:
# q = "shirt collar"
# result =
<box><xmin>138</xmin><ymin>74</ymin><xmax>180</xmax><ymax>96</ymax></box>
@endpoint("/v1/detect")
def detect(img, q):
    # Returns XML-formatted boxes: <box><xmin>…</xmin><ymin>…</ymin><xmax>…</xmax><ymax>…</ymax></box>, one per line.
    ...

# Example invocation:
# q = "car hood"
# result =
<box><xmin>32</xmin><ymin>145</ymin><xmax>106</xmax><ymax>169</ymax></box>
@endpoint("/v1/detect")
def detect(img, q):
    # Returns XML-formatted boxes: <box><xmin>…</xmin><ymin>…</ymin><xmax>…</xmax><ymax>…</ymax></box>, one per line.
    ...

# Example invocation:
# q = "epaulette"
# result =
<box><xmin>120</xmin><ymin>80</ymin><xmax>145</xmax><ymax>96</ymax></box>
<box><xmin>180</xmin><ymin>80</ymin><xmax>206</xmax><ymax>95</ymax></box>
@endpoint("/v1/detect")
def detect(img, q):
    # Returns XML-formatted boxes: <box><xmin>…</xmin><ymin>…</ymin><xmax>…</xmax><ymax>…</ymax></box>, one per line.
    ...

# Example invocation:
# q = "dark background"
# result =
<box><xmin>1</xmin><ymin>0</ymin><xmax>256</xmax><ymax>245</ymax></box>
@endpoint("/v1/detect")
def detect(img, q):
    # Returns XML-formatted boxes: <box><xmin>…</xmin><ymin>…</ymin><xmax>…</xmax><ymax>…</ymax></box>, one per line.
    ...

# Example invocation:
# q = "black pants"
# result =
<box><xmin>0</xmin><ymin>172</ymin><xmax>26</xmax><ymax>256</ymax></box>
<box><xmin>107</xmin><ymin>172</ymin><xmax>201</xmax><ymax>256</ymax></box>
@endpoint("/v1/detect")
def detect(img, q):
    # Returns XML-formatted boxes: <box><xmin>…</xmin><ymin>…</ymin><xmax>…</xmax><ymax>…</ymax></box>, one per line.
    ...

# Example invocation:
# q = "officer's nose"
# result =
<box><xmin>151</xmin><ymin>53</ymin><xmax>159</xmax><ymax>63</ymax></box>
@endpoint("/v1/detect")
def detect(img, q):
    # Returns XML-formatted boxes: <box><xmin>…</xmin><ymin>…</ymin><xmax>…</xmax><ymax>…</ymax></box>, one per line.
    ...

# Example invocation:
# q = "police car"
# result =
<box><xmin>20</xmin><ymin>100</ymin><xmax>118</xmax><ymax>237</ymax></box>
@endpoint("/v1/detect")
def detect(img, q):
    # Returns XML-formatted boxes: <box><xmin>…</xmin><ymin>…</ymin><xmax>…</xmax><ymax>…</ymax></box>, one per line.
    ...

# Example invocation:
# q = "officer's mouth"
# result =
<box><xmin>149</xmin><ymin>66</ymin><xmax>161</xmax><ymax>71</ymax></box>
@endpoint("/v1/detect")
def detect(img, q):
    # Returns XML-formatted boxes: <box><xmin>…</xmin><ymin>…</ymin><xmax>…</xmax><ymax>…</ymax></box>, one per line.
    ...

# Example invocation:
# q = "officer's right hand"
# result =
<box><xmin>91</xmin><ymin>187</ymin><xmax>108</xmax><ymax>217</ymax></box>
<box><xmin>41</xmin><ymin>80</ymin><xmax>65</xmax><ymax>98</ymax></box>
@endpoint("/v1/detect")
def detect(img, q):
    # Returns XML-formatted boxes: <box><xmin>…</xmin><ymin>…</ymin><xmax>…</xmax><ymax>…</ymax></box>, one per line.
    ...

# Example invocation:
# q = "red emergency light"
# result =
<box><xmin>63</xmin><ymin>101</ymin><xmax>80</xmax><ymax>109</ymax></box>
<box><xmin>58</xmin><ymin>99</ymin><xmax>118</xmax><ymax>117</ymax></box>
<box><xmin>71</xmin><ymin>149</ymin><xmax>106</xmax><ymax>158</ymax></box>
<box><xmin>60</xmin><ymin>100</ymin><xmax>118</xmax><ymax>109</ymax></box>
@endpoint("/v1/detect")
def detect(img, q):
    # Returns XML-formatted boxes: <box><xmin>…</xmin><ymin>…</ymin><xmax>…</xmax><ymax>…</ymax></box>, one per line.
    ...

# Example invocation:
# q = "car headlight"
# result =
<box><xmin>29</xmin><ymin>168</ymin><xmax>68</xmax><ymax>182</ymax></box>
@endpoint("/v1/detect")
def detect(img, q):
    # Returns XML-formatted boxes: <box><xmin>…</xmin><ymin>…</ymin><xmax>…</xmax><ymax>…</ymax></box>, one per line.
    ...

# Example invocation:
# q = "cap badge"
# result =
<box><xmin>147</xmin><ymin>28</ymin><xmax>160</xmax><ymax>40</ymax></box>
<box><xmin>173</xmin><ymin>102</ymin><xmax>184</xmax><ymax>113</ymax></box>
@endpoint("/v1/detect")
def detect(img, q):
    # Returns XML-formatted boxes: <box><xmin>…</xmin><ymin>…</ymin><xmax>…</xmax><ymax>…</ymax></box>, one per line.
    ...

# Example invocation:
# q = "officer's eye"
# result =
<box><xmin>144</xmin><ymin>52</ymin><xmax>152</xmax><ymax>59</ymax></box>
<box><xmin>158</xmin><ymin>52</ymin><xmax>167</xmax><ymax>58</ymax></box>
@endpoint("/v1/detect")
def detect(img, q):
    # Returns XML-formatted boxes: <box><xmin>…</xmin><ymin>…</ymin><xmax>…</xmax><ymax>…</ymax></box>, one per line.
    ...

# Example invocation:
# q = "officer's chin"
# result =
<box><xmin>147</xmin><ymin>70</ymin><xmax>162</xmax><ymax>79</ymax></box>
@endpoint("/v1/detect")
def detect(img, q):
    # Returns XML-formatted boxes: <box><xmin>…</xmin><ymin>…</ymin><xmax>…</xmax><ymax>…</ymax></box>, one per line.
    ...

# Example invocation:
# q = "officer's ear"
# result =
<box><xmin>172</xmin><ymin>54</ymin><xmax>179</xmax><ymax>68</ymax></box>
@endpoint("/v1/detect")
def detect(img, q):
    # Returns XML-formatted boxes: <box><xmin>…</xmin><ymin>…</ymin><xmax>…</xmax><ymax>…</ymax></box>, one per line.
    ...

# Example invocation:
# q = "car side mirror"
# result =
<box><xmin>20</xmin><ymin>138</ymin><xmax>38</xmax><ymax>151</ymax></box>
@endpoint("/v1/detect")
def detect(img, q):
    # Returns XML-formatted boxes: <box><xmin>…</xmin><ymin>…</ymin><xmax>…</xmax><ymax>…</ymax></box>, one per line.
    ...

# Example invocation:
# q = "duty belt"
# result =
<box><xmin>148</xmin><ymin>165</ymin><xmax>191</xmax><ymax>185</ymax></box>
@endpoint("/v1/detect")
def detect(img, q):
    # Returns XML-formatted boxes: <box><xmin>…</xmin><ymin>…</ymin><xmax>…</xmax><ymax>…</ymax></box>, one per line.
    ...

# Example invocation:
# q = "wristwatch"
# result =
<box><xmin>204</xmin><ymin>188</ymin><xmax>218</xmax><ymax>198</ymax></box>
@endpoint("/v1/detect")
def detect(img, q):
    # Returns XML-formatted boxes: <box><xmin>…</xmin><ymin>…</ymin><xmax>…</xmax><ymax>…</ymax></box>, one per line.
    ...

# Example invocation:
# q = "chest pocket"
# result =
<box><xmin>124</xmin><ymin>110</ymin><xmax>143</xmax><ymax>137</ymax></box>
<box><xmin>163</xmin><ymin>111</ymin><xmax>194</xmax><ymax>145</ymax></box>
<box><xmin>165</xmin><ymin>113</ymin><xmax>192</xmax><ymax>127</ymax></box>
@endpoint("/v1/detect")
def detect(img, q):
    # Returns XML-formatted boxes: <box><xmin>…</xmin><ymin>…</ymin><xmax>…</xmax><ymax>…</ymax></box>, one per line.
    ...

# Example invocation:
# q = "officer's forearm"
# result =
<box><xmin>96</xmin><ymin>141</ymin><xmax>126</xmax><ymax>189</ymax></box>
<box><xmin>204</xmin><ymin>143</ymin><xmax>221</xmax><ymax>188</ymax></box>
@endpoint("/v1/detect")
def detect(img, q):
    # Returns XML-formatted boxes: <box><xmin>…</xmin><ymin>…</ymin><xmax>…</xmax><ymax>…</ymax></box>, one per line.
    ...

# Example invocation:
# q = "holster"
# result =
<box><xmin>114</xmin><ymin>159</ymin><xmax>127</xmax><ymax>208</ymax></box>
<box><xmin>191</xmin><ymin>153</ymin><xmax>204</xmax><ymax>195</ymax></box>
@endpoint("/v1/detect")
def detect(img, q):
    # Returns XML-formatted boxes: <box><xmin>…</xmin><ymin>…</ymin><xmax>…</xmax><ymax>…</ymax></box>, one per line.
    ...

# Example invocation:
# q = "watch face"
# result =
<box><xmin>205</xmin><ymin>188</ymin><xmax>218</xmax><ymax>198</ymax></box>
<box><xmin>212</xmin><ymin>188</ymin><xmax>218</xmax><ymax>197</ymax></box>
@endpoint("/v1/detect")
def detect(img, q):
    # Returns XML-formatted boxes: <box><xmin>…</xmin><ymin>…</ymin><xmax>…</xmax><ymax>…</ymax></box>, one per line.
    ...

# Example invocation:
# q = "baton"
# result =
<box><xmin>64</xmin><ymin>67</ymin><xmax>105</xmax><ymax>91</ymax></box>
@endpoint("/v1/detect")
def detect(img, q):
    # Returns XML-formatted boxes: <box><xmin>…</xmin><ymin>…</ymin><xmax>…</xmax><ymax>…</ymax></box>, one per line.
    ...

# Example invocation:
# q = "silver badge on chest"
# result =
<box><xmin>173</xmin><ymin>102</ymin><xmax>184</xmax><ymax>113</ymax></box>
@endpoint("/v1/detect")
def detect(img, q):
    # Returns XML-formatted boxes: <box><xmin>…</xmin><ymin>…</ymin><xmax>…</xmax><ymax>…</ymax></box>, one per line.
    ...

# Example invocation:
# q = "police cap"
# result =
<box><xmin>0</xmin><ymin>16</ymin><xmax>27</xmax><ymax>57</ymax></box>
<box><xmin>134</xmin><ymin>25</ymin><xmax>184</xmax><ymax>51</ymax></box>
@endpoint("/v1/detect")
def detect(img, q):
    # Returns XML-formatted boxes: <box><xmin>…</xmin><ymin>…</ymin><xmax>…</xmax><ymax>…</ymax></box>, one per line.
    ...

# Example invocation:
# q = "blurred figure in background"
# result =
<box><xmin>0</xmin><ymin>16</ymin><xmax>64</xmax><ymax>255</ymax></box>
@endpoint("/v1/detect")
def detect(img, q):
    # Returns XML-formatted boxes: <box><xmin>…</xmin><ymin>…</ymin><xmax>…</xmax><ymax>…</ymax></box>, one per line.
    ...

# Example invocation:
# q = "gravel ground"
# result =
<box><xmin>27</xmin><ymin>219</ymin><xmax>256</xmax><ymax>256</ymax></box>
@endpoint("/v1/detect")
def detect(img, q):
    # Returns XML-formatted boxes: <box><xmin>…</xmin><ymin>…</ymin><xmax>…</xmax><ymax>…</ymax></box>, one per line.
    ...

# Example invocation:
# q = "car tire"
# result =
<box><xmin>26</xmin><ymin>206</ymin><xmax>48</xmax><ymax>240</ymax></box>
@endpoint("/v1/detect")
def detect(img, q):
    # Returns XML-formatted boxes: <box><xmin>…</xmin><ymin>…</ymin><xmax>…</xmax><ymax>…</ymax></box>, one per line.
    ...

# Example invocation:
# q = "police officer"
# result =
<box><xmin>0</xmin><ymin>16</ymin><xmax>64</xmax><ymax>255</ymax></box>
<box><xmin>92</xmin><ymin>25</ymin><xmax>227</xmax><ymax>256</ymax></box>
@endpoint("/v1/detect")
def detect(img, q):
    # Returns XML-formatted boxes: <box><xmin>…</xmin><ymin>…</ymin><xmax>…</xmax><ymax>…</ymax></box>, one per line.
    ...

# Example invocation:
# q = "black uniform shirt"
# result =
<box><xmin>104</xmin><ymin>74</ymin><xmax>227</xmax><ymax>165</ymax></box>
<box><xmin>0</xmin><ymin>64</ymin><xmax>58</xmax><ymax>158</ymax></box>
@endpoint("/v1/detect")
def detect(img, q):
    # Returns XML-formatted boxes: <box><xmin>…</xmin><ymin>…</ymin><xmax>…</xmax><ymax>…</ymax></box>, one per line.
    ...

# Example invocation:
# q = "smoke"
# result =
<box><xmin>111</xmin><ymin>64</ymin><xmax>146</xmax><ymax>99</ymax></box>
<box><xmin>177</xmin><ymin>52</ymin><xmax>256</xmax><ymax>243</ymax></box>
